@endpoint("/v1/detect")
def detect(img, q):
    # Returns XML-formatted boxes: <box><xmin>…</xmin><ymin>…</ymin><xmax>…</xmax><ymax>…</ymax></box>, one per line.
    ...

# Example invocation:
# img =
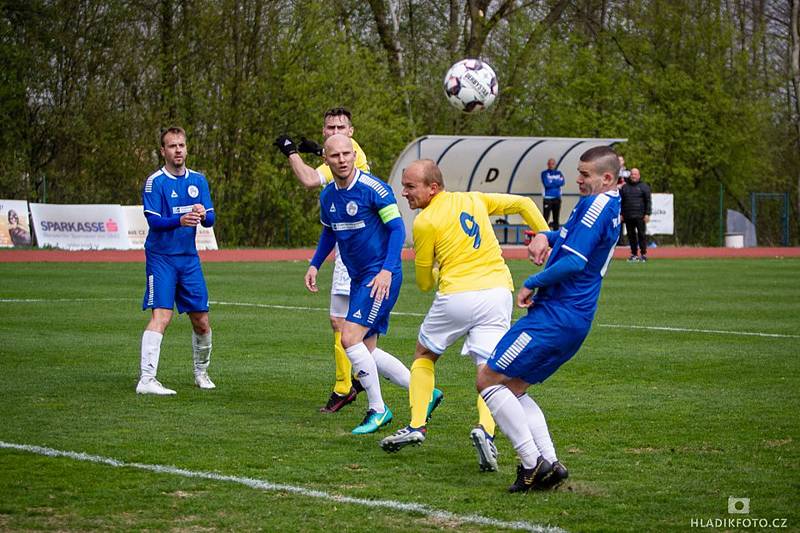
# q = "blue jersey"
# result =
<box><xmin>319</xmin><ymin>169</ymin><xmax>402</xmax><ymax>283</ymax></box>
<box><xmin>143</xmin><ymin>167</ymin><xmax>214</xmax><ymax>255</ymax></box>
<box><xmin>541</xmin><ymin>169</ymin><xmax>565</xmax><ymax>199</ymax></box>
<box><xmin>533</xmin><ymin>190</ymin><xmax>621</xmax><ymax>319</ymax></box>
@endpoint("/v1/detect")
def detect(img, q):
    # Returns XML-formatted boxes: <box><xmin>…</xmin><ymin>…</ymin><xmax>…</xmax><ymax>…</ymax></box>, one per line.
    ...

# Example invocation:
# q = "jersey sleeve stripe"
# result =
<box><xmin>144</xmin><ymin>170</ymin><xmax>161</xmax><ymax>193</ymax></box>
<box><xmin>580</xmin><ymin>195</ymin><xmax>609</xmax><ymax>228</ymax></box>
<box><xmin>358</xmin><ymin>175</ymin><xmax>389</xmax><ymax>198</ymax></box>
<box><xmin>561</xmin><ymin>244</ymin><xmax>588</xmax><ymax>262</ymax></box>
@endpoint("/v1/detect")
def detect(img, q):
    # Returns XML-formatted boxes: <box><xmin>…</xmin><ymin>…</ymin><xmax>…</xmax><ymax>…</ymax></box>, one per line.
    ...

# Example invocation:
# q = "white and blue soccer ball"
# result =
<box><xmin>443</xmin><ymin>59</ymin><xmax>498</xmax><ymax>113</ymax></box>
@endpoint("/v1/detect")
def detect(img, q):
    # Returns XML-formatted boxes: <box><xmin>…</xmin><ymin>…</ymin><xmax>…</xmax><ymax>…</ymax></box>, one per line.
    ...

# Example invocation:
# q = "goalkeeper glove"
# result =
<box><xmin>274</xmin><ymin>135</ymin><xmax>298</xmax><ymax>157</ymax></box>
<box><xmin>298</xmin><ymin>137</ymin><xmax>324</xmax><ymax>157</ymax></box>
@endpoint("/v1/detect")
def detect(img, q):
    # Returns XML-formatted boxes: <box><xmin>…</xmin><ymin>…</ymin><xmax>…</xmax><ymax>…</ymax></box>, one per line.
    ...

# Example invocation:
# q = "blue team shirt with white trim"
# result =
<box><xmin>319</xmin><ymin>169</ymin><xmax>401</xmax><ymax>283</ymax></box>
<box><xmin>533</xmin><ymin>190</ymin><xmax>621</xmax><ymax>319</ymax></box>
<box><xmin>143</xmin><ymin>167</ymin><xmax>214</xmax><ymax>255</ymax></box>
<box><xmin>541</xmin><ymin>169</ymin><xmax>565</xmax><ymax>199</ymax></box>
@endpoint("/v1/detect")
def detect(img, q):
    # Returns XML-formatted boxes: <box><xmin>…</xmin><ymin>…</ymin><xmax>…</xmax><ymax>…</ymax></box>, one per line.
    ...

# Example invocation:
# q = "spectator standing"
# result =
<box><xmin>540</xmin><ymin>158</ymin><xmax>565</xmax><ymax>230</ymax></box>
<box><xmin>620</xmin><ymin>168</ymin><xmax>652</xmax><ymax>262</ymax></box>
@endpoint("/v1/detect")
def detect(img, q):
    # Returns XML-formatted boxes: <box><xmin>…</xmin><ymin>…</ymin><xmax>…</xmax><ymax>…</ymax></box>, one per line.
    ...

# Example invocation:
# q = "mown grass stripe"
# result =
<box><xmin>2</xmin><ymin>297</ymin><xmax>797</xmax><ymax>339</ymax></box>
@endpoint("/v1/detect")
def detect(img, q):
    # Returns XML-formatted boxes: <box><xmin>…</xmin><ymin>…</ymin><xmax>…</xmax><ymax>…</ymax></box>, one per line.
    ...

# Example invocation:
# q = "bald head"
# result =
<box><xmin>324</xmin><ymin>133</ymin><xmax>353</xmax><ymax>154</ymax></box>
<box><xmin>401</xmin><ymin>159</ymin><xmax>445</xmax><ymax>210</ymax></box>
<box><xmin>406</xmin><ymin>159</ymin><xmax>444</xmax><ymax>188</ymax></box>
<box><xmin>324</xmin><ymin>134</ymin><xmax>356</xmax><ymax>181</ymax></box>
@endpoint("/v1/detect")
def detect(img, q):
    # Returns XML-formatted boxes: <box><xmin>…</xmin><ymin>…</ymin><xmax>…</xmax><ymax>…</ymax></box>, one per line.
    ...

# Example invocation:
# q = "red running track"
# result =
<box><xmin>1</xmin><ymin>246</ymin><xmax>799</xmax><ymax>263</ymax></box>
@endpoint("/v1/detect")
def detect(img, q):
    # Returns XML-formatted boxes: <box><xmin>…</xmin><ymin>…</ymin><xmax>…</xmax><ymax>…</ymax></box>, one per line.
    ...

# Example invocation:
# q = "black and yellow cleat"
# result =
<box><xmin>508</xmin><ymin>456</ymin><xmax>552</xmax><ymax>493</ymax></box>
<box><xmin>534</xmin><ymin>460</ymin><xmax>568</xmax><ymax>490</ymax></box>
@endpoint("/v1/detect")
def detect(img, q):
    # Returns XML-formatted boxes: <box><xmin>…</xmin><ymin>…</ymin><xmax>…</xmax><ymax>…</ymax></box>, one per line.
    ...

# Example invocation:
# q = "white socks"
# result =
<box><xmin>345</xmin><ymin>342</ymin><xmax>385</xmax><ymax>412</ymax></box>
<box><xmin>192</xmin><ymin>330</ymin><xmax>212</xmax><ymax>374</ymax></box>
<box><xmin>371</xmin><ymin>347</ymin><xmax>410</xmax><ymax>388</ymax></box>
<box><xmin>481</xmin><ymin>384</ymin><xmax>540</xmax><ymax>468</ymax></box>
<box><xmin>140</xmin><ymin>330</ymin><xmax>163</xmax><ymax>379</ymax></box>
<box><xmin>518</xmin><ymin>393</ymin><xmax>557</xmax><ymax>463</ymax></box>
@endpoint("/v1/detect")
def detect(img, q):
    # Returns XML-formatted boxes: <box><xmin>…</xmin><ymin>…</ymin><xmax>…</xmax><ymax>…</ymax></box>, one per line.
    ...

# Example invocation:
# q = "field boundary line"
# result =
<box><xmin>0</xmin><ymin>440</ymin><xmax>565</xmax><ymax>533</ymax></box>
<box><xmin>594</xmin><ymin>323</ymin><xmax>798</xmax><ymax>339</ymax></box>
<box><xmin>2</xmin><ymin>297</ymin><xmax>797</xmax><ymax>339</ymax></box>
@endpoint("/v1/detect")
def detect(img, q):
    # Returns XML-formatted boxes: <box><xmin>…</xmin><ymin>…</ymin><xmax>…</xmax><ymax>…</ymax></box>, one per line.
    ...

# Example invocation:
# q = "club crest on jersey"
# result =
<box><xmin>171</xmin><ymin>190</ymin><xmax>178</xmax><ymax>198</ymax></box>
<box><xmin>346</xmin><ymin>201</ymin><xmax>358</xmax><ymax>216</ymax></box>
<box><xmin>188</xmin><ymin>185</ymin><xmax>199</xmax><ymax>198</ymax></box>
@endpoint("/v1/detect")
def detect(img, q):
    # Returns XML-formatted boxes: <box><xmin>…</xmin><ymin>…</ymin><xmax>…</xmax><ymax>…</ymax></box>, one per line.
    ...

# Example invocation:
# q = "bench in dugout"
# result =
<box><xmin>493</xmin><ymin>222</ymin><xmax>536</xmax><ymax>245</ymax></box>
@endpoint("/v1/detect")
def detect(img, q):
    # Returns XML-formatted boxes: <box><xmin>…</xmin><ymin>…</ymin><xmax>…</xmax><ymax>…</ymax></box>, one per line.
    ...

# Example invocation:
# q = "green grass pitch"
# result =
<box><xmin>0</xmin><ymin>258</ymin><xmax>798</xmax><ymax>531</ymax></box>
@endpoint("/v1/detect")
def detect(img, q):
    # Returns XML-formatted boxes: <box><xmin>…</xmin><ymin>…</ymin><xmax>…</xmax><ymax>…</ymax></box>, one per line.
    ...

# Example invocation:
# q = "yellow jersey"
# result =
<box><xmin>413</xmin><ymin>191</ymin><xmax>549</xmax><ymax>294</ymax></box>
<box><xmin>316</xmin><ymin>138</ymin><xmax>369</xmax><ymax>185</ymax></box>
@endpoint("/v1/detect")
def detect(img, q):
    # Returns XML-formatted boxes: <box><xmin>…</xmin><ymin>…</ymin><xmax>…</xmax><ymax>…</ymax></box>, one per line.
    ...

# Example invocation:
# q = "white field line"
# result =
<box><xmin>0</xmin><ymin>440</ymin><xmax>565</xmax><ymax>533</ymax></box>
<box><xmin>1</xmin><ymin>297</ymin><xmax>797</xmax><ymax>339</ymax></box>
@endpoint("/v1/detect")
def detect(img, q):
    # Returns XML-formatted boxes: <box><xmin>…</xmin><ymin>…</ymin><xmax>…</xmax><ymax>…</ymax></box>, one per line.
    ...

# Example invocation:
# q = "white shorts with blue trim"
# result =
<box><xmin>331</xmin><ymin>246</ymin><xmax>351</xmax><ymax>296</ymax></box>
<box><xmin>418</xmin><ymin>287</ymin><xmax>512</xmax><ymax>365</ymax></box>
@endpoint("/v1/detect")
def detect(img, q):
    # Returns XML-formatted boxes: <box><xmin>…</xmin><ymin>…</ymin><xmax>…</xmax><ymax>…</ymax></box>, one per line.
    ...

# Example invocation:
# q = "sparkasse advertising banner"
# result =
<box><xmin>30</xmin><ymin>203</ymin><xmax>130</xmax><ymax>250</ymax></box>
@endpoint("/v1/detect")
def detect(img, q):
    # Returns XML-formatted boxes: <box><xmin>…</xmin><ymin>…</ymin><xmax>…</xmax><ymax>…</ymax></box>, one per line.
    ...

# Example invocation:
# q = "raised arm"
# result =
<box><xmin>275</xmin><ymin>135</ymin><xmax>326</xmax><ymax>189</ymax></box>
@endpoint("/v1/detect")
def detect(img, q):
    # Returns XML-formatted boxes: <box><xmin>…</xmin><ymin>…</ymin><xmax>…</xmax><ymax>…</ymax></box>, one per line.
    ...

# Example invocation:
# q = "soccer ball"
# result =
<box><xmin>443</xmin><ymin>59</ymin><xmax>498</xmax><ymax>113</ymax></box>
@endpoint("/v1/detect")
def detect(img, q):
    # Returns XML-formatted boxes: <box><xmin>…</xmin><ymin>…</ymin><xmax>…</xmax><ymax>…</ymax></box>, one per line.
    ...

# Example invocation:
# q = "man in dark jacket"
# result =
<box><xmin>620</xmin><ymin>168</ymin><xmax>652</xmax><ymax>262</ymax></box>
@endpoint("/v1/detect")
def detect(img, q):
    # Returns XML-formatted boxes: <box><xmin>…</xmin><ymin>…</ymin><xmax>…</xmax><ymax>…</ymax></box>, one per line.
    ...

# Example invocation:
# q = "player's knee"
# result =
<box><xmin>476</xmin><ymin>364</ymin><xmax>508</xmax><ymax>392</ymax></box>
<box><xmin>506</xmin><ymin>380</ymin><xmax>529</xmax><ymax>396</ymax></box>
<box><xmin>189</xmin><ymin>313</ymin><xmax>210</xmax><ymax>334</ymax></box>
<box><xmin>329</xmin><ymin>316</ymin><xmax>344</xmax><ymax>332</ymax></box>
<box><xmin>339</xmin><ymin>332</ymin><xmax>358</xmax><ymax>349</ymax></box>
<box><xmin>148</xmin><ymin>311</ymin><xmax>172</xmax><ymax>333</ymax></box>
<box><xmin>341</xmin><ymin>326</ymin><xmax>369</xmax><ymax>349</ymax></box>
<box><xmin>475</xmin><ymin>367</ymin><xmax>492</xmax><ymax>392</ymax></box>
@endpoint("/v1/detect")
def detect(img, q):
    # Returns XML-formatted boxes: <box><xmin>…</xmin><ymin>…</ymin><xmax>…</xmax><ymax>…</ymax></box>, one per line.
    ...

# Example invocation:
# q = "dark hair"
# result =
<box><xmin>160</xmin><ymin>126</ymin><xmax>186</xmax><ymax>146</ymax></box>
<box><xmin>580</xmin><ymin>146</ymin><xmax>621</xmax><ymax>178</ymax></box>
<box><xmin>323</xmin><ymin>107</ymin><xmax>352</xmax><ymax>125</ymax></box>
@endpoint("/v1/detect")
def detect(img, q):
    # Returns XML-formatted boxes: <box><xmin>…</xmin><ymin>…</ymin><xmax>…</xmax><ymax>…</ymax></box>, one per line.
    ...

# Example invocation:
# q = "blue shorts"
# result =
<box><xmin>143</xmin><ymin>251</ymin><xmax>209</xmax><ymax>314</ymax></box>
<box><xmin>487</xmin><ymin>304</ymin><xmax>590</xmax><ymax>384</ymax></box>
<box><xmin>347</xmin><ymin>270</ymin><xmax>402</xmax><ymax>338</ymax></box>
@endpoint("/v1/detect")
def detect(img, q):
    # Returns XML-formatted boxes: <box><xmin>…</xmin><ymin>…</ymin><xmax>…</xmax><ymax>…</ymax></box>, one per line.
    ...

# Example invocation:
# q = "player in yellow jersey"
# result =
<box><xmin>275</xmin><ymin>107</ymin><xmax>369</xmax><ymax>413</ymax></box>
<box><xmin>380</xmin><ymin>159</ymin><xmax>549</xmax><ymax>471</ymax></box>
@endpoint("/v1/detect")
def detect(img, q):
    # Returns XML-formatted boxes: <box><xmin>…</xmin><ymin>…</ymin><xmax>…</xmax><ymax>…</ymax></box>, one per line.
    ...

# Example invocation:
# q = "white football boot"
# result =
<box><xmin>136</xmin><ymin>377</ymin><xmax>176</xmax><ymax>395</ymax></box>
<box><xmin>194</xmin><ymin>371</ymin><xmax>216</xmax><ymax>390</ymax></box>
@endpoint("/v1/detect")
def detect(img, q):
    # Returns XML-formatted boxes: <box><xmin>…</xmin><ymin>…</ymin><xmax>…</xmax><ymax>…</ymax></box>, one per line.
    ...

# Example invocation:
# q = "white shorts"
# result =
<box><xmin>331</xmin><ymin>245</ymin><xmax>351</xmax><ymax>296</ymax></box>
<box><xmin>418</xmin><ymin>287</ymin><xmax>512</xmax><ymax>365</ymax></box>
<box><xmin>329</xmin><ymin>293</ymin><xmax>349</xmax><ymax>318</ymax></box>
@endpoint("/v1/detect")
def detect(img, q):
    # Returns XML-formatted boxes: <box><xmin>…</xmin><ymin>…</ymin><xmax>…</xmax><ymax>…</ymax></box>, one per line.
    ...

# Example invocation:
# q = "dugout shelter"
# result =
<box><xmin>386</xmin><ymin>135</ymin><xmax>626</xmax><ymax>246</ymax></box>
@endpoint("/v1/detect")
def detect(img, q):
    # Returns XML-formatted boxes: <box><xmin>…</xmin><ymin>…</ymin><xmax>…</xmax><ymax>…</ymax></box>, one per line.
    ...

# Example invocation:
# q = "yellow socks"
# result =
<box><xmin>410</xmin><ymin>358</ymin><xmax>435</xmax><ymax>428</ymax></box>
<box><xmin>332</xmin><ymin>331</ymin><xmax>353</xmax><ymax>395</ymax></box>
<box><xmin>477</xmin><ymin>395</ymin><xmax>496</xmax><ymax>437</ymax></box>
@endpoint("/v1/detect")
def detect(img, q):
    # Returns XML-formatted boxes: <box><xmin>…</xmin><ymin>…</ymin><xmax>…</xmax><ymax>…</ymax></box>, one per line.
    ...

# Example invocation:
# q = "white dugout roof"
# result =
<box><xmin>386</xmin><ymin>135</ymin><xmax>626</xmax><ymax>245</ymax></box>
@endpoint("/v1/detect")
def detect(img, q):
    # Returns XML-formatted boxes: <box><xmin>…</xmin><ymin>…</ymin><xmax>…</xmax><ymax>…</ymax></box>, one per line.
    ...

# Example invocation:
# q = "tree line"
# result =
<box><xmin>1</xmin><ymin>0</ymin><xmax>798</xmax><ymax>246</ymax></box>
